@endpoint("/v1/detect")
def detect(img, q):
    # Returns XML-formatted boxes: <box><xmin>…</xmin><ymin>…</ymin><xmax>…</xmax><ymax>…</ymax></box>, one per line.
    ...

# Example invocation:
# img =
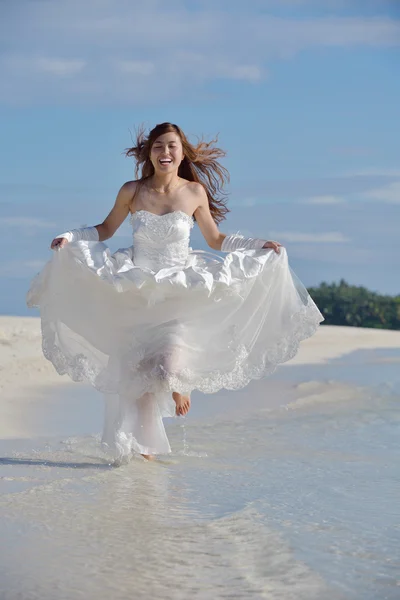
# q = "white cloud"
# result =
<box><xmin>115</xmin><ymin>60</ymin><xmax>155</xmax><ymax>76</ymax></box>
<box><xmin>329</xmin><ymin>145</ymin><xmax>374</xmax><ymax>157</ymax></box>
<box><xmin>236</xmin><ymin>170</ymin><xmax>400</xmax><ymax>203</ymax></box>
<box><xmin>363</xmin><ymin>181</ymin><xmax>400</xmax><ymax>203</ymax></box>
<box><xmin>302</xmin><ymin>195</ymin><xmax>345</xmax><ymax>205</ymax></box>
<box><xmin>226</xmin><ymin>65</ymin><xmax>263</xmax><ymax>82</ymax></box>
<box><xmin>336</xmin><ymin>170</ymin><xmax>400</xmax><ymax>204</ymax></box>
<box><xmin>0</xmin><ymin>217</ymin><xmax>56</xmax><ymax>228</ymax></box>
<box><xmin>3</xmin><ymin>56</ymin><xmax>86</xmax><ymax>77</ymax></box>
<box><xmin>349</xmin><ymin>168</ymin><xmax>400</xmax><ymax>177</ymax></box>
<box><xmin>24</xmin><ymin>260</ymin><xmax>47</xmax><ymax>270</ymax></box>
<box><xmin>35</xmin><ymin>58</ymin><xmax>86</xmax><ymax>77</ymax></box>
<box><xmin>241</xmin><ymin>197</ymin><xmax>259</xmax><ymax>207</ymax></box>
<box><xmin>270</xmin><ymin>231</ymin><xmax>350</xmax><ymax>243</ymax></box>
<box><xmin>0</xmin><ymin>1</ymin><xmax>399</xmax><ymax>105</ymax></box>
<box><xmin>0</xmin><ymin>259</ymin><xmax>46</xmax><ymax>277</ymax></box>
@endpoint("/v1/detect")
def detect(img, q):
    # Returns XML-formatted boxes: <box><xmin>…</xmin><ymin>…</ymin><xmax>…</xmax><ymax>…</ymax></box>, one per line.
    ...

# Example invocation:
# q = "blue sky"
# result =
<box><xmin>1</xmin><ymin>0</ymin><xmax>399</xmax><ymax>315</ymax></box>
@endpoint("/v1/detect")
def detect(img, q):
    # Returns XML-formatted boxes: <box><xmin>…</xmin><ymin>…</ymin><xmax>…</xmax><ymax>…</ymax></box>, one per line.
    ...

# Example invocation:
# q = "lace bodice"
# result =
<box><xmin>130</xmin><ymin>210</ymin><xmax>194</xmax><ymax>271</ymax></box>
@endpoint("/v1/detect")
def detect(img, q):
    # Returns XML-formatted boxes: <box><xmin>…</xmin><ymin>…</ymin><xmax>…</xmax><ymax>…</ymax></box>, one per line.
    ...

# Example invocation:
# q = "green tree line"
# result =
<box><xmin>308</xmin><ymin>280</ymin><xmax>400</xmax><ymax>330</ymax></box>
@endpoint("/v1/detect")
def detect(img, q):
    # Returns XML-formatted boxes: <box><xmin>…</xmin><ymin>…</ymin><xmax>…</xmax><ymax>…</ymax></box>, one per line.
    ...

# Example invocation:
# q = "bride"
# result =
<box><xmin>27</xmin><ymin>122</ymin><xmax>324</xmax><ymax>462</ymax></box>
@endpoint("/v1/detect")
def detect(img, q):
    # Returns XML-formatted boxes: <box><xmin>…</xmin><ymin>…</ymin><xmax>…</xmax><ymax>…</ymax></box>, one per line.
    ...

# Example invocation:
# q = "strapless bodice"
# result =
<box><xmin>130</xmin><ymin>210</ymin><xmax>194</xmax><ymax>271</ymax></box>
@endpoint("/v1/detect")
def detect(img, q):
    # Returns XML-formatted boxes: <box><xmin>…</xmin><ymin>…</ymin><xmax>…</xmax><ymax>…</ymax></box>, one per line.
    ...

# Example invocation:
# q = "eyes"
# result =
<box><xmin>153</xmin><ymin>144</ymin><xmax>177</xmax><ymax>150</ymax></box>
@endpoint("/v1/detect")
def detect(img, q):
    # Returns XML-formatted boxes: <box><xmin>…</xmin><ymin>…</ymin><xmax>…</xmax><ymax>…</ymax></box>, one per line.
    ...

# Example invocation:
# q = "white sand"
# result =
<box><xmin>0</xmin><ymin>316</ymin><xmax>64</xmax><ymax>395</ymax></box>
<box><xmin>1</xmin><ymin>316</ymin><xmax>399</xmax><ymax>438</ymax></box>
<box><xmin>287</xmin><ymin>324</ymin><xmax>400</xmax><ymax>365</ymax></box>
<box><xmin>0</xmin><ymin>316</ymin><xmax>68</xmax><ymax>438</ymax></box>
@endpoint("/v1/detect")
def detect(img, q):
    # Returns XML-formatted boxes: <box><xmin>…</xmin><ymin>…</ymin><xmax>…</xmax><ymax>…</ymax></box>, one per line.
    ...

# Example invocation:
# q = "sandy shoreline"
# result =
<box><xmin>286</xmin><ymin>324</ymin><xmax>400</xmax><ymax>365</ymax></box>
<box><xmin>1</xmin><ymin>318</ymin><xmax>399</xmax><ymax>600</ymax></box>
<box><xmin>1</xmin><ymin>316</ymin><xmax>399</xmax><ymax>439</ymax></box>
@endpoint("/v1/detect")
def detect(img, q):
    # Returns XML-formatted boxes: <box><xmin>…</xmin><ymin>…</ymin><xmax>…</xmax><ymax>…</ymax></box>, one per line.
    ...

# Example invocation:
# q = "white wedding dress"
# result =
<box><xmin>27</xmin><ymin>209</ymin><xmax>324</xmax><ymax>459</ymax></box>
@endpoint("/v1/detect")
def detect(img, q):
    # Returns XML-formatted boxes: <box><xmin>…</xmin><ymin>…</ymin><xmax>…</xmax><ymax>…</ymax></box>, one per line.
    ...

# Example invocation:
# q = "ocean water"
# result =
<box><xmin>0</xmin><ymin>349</ymin><xmax>399</xmax><ymax>599</ymax></box>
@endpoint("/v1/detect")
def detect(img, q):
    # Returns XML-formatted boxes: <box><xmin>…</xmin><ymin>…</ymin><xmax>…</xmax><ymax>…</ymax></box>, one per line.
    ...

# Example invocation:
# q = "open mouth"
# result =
<box><xmin>159</xmin><ymin>158</ymin><xmax>172</xmax><ymax>166</ymax></box>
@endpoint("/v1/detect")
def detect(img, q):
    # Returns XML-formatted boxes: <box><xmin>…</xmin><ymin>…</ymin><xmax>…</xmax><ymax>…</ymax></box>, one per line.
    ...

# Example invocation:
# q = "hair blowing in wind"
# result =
<box><xmin>125</xmin><ymin>122</ymin><xmax>230</xmax><ymax>223</ymax></box>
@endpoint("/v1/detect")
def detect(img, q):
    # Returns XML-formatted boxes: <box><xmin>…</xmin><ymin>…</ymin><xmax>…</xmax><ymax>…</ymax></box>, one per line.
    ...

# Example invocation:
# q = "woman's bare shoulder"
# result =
<box><xmin>184</xmin><ymin>180</ymin><xmax>203</xmax><ymax>191</ymax></box>
<box><xmin>183</xmin><ymin>180</ymin><xmax>207</xmax><ymax>199</ymax></box>
<box><xmin>121</xmin><ymin>180</ymin><xmax>139</xmax><ymax>193</ymax></box>
<box><xmin>185</xmin><ymin>180</ymin><xmax>208</xmax><ymax>203</ymax></box>
<box><xmin>120</xmin><ymin>180</ymin><xmax>141</xmax><ymax>212</ymax></box>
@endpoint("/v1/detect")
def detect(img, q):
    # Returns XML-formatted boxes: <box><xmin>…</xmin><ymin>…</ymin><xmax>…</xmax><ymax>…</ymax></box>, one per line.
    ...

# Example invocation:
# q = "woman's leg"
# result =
<box><xmin>158</xmin><ymin>322</ymin><xmax>192</xmax><ymax>418</ymax></box>
<box><xmin>133</xmin><ymin>320</ymin><xmax>191</xmax><ymax>457</ymax></box>
<box><xmin>139</xmin><ymin>389</ymin><xmax>191</xmax><ymax>459</ymax></box>
<box><xmin>113</xmin><ymin>390</ymin><xmax>171</xmax><ymax>461</ymax></box>
<box><xmin>134</xmin><ymin>391</ymin><xmax>171</xmax><ymax>458</ymax></box>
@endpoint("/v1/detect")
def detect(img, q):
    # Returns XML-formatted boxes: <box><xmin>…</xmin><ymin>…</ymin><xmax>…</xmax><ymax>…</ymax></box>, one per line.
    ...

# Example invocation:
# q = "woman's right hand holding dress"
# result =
<box><xmin>50</xmin><ymin>226</ymin><xmax>100</xmax><ymax>250</ymax></box>
<box><xmin>51</xmin><ymin>237</ymin><xmax>69</xmax><ymax>250</ymax></box>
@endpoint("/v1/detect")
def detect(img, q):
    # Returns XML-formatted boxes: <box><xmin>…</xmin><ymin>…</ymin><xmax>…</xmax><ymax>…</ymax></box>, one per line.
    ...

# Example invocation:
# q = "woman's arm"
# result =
<box><xmin>193</xmin><ymin>185</ymin><xmax>282</xmax><ymax>254</ymax></box>
<box><xmin>96</xmin><ymin>181</ymin><xmax>136</xmax><ymax>241</ymax></box>
<box><xmin>192</xmin><ymin>185</ymin><xmax>225</xmax><ymax>250</ymax></box>
<box><xmin>51</xmin><ymin>182</ymin><xmax>136</xmax><ymax>249</ymax></box>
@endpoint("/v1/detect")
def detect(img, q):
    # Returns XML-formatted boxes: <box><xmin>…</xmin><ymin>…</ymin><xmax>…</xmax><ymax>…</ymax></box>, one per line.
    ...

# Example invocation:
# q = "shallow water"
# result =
<box><xmin>0</xmin><ymin>349</ymin><xmax>399</xmax><ymax>599</ymax></box>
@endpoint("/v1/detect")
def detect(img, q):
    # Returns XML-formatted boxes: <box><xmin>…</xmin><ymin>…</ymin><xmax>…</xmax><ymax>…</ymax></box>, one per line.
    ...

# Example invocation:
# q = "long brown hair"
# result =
<box><xmin>125</xmin><ymin>122</ymin><xmax>230</xmax><ymax>223</ymax></box>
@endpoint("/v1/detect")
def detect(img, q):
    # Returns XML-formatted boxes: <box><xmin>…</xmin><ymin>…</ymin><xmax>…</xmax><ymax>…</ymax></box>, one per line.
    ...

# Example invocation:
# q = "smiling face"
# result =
<box><xmin>149</xmin><ymin>132</ymin><xmax>184</xmax><ymax>175</ymax></box>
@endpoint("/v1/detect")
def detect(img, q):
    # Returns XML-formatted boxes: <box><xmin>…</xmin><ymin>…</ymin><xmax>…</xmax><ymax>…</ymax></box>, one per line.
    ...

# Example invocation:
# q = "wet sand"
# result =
<box><xmin>1</xmin><ymin>317</ymin><xmax>399</xmax><ymax>599</ymax></box>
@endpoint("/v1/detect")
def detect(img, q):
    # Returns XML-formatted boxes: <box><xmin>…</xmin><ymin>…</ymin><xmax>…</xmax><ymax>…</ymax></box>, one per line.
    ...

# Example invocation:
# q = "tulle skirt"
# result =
<box><xmin>27</xmin><ymin>241</ymin><xmax>324</xmax><ymax>458</ymax></box>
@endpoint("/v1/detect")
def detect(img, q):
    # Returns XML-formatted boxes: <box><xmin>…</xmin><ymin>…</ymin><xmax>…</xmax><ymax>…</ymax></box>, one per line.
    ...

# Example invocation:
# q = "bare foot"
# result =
<box><xmin>172</xmin><ymin>392</ymin><xmax>191</xmax><ymax>416</ymax></box>
<box><xmin>141</xmin><ymin>454</ymin><xmax>155</xmax><ymax>461</ymax></box>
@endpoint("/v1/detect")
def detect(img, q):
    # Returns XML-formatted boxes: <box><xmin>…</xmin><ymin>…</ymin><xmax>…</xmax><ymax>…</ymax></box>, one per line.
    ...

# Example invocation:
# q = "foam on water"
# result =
<box><xmin>0</xmin><ymin>349</ymin><xmax>399</xmax><ymax>599</ymax></box>
<box><xmin>0</xmin><ymin>449</ymin><xmax>334</xmax><ymax>600</ymax></box>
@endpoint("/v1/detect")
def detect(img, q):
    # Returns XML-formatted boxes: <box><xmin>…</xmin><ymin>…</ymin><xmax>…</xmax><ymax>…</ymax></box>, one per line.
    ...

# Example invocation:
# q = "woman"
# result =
<box><xmin>27</xmin><ymin>122</ymin><xmax>324</xmax><ymax>462</ymax></box>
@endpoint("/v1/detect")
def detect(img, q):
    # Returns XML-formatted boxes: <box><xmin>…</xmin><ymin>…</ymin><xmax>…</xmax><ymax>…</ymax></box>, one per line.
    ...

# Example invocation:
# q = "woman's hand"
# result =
<box><xmin>50</xmin><ymin>237</ymin><xmax>69</xmax><ymax>250</ymax></box>
<box><xmin>262</xmin><ymin>240</ymin><xmax>282</xmax><ymax>254</ymax></box>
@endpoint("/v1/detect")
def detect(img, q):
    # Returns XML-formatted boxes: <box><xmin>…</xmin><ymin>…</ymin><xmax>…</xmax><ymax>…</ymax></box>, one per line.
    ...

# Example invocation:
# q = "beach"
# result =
<box><xmin>0</xmin><ymin>317</ymin><xmax>399</xmax><ymax>599</ymax></box>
